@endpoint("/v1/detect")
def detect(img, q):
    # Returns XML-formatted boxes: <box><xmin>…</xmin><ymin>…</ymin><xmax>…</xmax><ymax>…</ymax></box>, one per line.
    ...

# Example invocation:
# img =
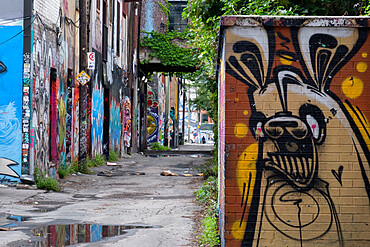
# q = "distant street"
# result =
<box><xmin>0</xmin><ymin>145</ymin><xmax>213</xmax><ymax>246</ymax></box>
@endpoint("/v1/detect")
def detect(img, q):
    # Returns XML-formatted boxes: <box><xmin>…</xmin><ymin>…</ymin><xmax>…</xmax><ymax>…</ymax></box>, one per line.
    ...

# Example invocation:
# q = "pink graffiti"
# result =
<box><xmin>311</xmin><ymin>124</ymin><xmax>316</xmax><ymax>136</ymax></box>
<box><xmin>30</xmin><ymin>129</ymin><xmax>35</xmax><ymax>149</ymax></box>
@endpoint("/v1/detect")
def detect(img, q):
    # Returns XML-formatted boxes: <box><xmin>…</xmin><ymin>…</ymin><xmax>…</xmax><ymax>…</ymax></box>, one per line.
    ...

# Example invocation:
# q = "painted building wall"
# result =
<box><xmin>31</xmin><ymin>0</ymin><xmax>78</xmax><ymax>176</ymax></box>
<box><xmin>219</xmin><ymin>16</ymin><xmax>370</xmax><ymax>246</ymax></box>
<box><xmin>90</xmin><ymin>0</ymin><xmax>137</xmax><ymax>156</ymax></box>
<box><xmin>0</xmin><ymin>1</ymin><xmax>24</xmax><ymax>182</ymax></box>
<box><xmin>147</xmin><ymin>77</ymin><xmax>160</xmax><ymax>144</ymax></box>
<box><xmin>0</xmin><ymin>0</ymin><xmax>140</xmax><ymax>183</ymax></box>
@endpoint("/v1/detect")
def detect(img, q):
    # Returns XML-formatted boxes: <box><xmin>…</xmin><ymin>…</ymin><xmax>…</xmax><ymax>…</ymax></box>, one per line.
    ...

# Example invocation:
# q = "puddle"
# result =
<box><xmin>0</xmin><ymin>215</ymin><xmax>30</xmax><ymax>228</ymax></box>
<box><xmin>32</xmin><ymin>223</ymin><xmax>160</xmax><ymax>246</ymax></box>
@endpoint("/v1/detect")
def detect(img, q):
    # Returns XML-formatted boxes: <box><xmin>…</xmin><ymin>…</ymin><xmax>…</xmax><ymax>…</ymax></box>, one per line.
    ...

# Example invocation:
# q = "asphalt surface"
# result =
<box><xmin>0</xmin><ymin>145</ymin><xmax>213</xmax><ymax>247</ymax></box>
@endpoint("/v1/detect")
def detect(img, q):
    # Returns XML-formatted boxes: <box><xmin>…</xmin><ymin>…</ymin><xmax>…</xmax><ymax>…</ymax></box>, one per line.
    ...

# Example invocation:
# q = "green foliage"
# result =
<box><xmin>195</xmin><ymin>176</ymin><xmax>220</xmax><ymax>246</ymax></box>
<box><xmin>195</xmin><ymin>176</ymin><xmax>218</xmax><ymax>206</ymax></box>
<box><xmin>109</xmin><ymin>150</ymin><xmax>119</xmax><ymax>162</ymax></box>
<box><xmin>199</xmin><ymin>215</ymin><xmax>221</xmax><ymax>247</ymax></box>
<box><xmin>149</xmin><ymin>142</ymin><xmax>172</xmax><ymax>151</ymax></box>
<box><xmin>196</xmin><ymin>152</ymin><xmax>218</xmax><ymax>179</ymax></box>
<box><xmin>86</xmin><ymin>156</ymin><xmax>94</xmax><ymax>168</ymax></box>
<box><xmin>155</xmin><ymin>0</ymin><xmax>171</xmax><ymax>29</ymax></box>
<box><xmin>59</xmin><ymin>154</ymin><xmax>106</xmax><ymax>178</ymax></box>
<box><xmin>71</xmin><ymin>160</ymin><xmax>79</xmax><ymax>174</ymax></box>
<box><xmin>34</xmin><ymin>167</ymin><xmax>61</xmax><ymax>192</ymax></box>
<box><xmin>94</xmin><ymin>154</ymin><xmax>106</xmax><ymax>166</ymax></box>
<box><xmin>183</xmin><ymin>0</ymin><xmax>369</xmax><ymax>141</ymax></box>
<box><xmin>58</xmin><ymin>165</ymin><xmax>70</xmax><ymax>179</ymax></box>
<box><xmin>141</xmin><ymin>30</ymin><xmax>200</xmax><ymax>69</ymax></box>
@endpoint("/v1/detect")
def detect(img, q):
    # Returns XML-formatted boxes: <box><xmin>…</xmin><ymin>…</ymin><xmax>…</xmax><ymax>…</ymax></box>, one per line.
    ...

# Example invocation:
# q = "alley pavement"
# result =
<box><xmin>0</xmin><ymin>144</ymin><xmax>213</xmax><ymax>246</ymax></box>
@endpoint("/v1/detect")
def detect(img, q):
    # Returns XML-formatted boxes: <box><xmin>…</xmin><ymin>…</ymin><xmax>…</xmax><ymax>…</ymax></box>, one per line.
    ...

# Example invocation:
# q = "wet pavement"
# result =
<box><xmin>0</xmin><ymin>144</ymin><xmax>213</xmax><ymax>246</ymax></box>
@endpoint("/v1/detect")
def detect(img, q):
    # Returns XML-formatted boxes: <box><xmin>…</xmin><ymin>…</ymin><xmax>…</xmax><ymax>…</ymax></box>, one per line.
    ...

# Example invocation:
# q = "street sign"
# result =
<box><xmin>76</xmin><ymin>70</ymin><xmax>91</xmax><ymax>86</ymax></box>
<box><xmin>87</xmin><ymin>52</ymin><xmax>95</xmax><ymax>70</ymax></box>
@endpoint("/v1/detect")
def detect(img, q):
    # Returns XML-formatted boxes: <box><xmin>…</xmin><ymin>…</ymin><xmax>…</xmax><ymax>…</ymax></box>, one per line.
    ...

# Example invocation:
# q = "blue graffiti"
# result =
<box><xmin>92</xmin><ymin>84</ymin><xmax>104</xmax><ymax>155</ymax></box>
<box><xmin>0</xmin><ymin>25</ymin><xmax>23</xmax><ymax>182</ymax></box>
<box><xmin>110</xmin><ymin>99</ymin><xmax>121</xmax><ymax>150</ymax></box>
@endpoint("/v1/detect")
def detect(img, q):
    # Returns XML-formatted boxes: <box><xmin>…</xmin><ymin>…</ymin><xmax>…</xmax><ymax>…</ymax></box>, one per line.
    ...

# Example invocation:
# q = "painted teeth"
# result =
<box><xmin>267</xmin><ymin>153</ymin><xmax>312</xmax><ymax>183</ymax></box>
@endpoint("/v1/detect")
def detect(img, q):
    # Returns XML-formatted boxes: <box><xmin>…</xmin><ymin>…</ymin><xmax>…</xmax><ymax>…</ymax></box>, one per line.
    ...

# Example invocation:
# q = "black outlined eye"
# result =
<box><xmin>0</xmin><ymin>61</ymin><xmax>7</xmax><ymax>74</ymax></box>
<box><xmin>299</xmin><ymin>104</ymin><xmax>326</xmax><ymax>144</ymax></box>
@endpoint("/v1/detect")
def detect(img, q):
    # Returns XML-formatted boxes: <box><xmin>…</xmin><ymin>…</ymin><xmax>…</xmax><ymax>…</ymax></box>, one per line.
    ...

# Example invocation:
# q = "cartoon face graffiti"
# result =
<box><xmin>225</xmin><ymin>18</ymin><xmax>370</xmax><ymax>246</ymax></box>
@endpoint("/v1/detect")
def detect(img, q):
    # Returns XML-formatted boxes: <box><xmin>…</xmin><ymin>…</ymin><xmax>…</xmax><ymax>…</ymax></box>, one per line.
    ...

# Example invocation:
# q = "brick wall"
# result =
<box><xmin>219</xmin><ymin>16</ymin><xmax>370</xmax><ymax>247</ymax></box>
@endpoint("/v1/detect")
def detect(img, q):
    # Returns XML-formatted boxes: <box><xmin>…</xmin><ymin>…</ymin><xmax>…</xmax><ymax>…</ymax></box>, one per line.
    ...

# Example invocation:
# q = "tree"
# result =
<box><xmin>183</xmin><ymin>0</ymin><xmax>370</xmax><ymax>132</ymax></box>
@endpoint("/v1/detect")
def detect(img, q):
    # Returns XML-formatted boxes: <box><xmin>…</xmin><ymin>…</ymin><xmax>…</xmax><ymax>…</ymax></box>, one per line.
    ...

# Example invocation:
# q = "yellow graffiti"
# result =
<box><xmin>232</xmin><ymin>221</ymin><xmax>247</xmax><ymax>240</ymax></box>
<box><xmin>344</xmin><ymin>103</ymin><xmax>370</xmax><ymax>152</ymax></box>
<box><xmin>280</xmin><ymin>56</ymin><xmax>293</xmax><ymax>65</ymax></box>
<box><xmin>243</xmin><ymin>110</ymin><xmax>249</xmax><ymax>116</ymax></box>
<box><xmin>362</xmin><ymin>52</ymin><xmax>368</xmax><ymax>58</ymax></box>
<box><xmin>356</xmin><ymin>62</ymin><xmax>367</xmax><ymax>73</ymax></box>
<box><xmin>234</xmin><ymin>123</ymin><xmax>248</xmax><ymax>138</ymax></box>
<box><xmin>147</xmin><ymin>115</ymin><xmax>156</xmax><ymax>136</ymax></box>
<box><xmin>342</xmin><ymin>76</ymin><xmax>363</xmax><ymax>99</ymax></box>
<box><xmin>232</xmin><ymin>143</ymin><xmax>258</xmax><ymax>239</ymax></box>
<box><xmin>237</xmin><ymin>143</ymin><xmax>258</xmax><ymax>207</ymax></box>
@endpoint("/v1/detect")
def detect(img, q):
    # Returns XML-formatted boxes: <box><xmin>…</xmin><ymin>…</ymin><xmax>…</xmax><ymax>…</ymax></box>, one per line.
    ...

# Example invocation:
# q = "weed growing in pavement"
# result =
<box><xmin>94</xmin><ymin>153</ymin><xmax>106</xmax><ymax>166</ymax></box>
<box><xmin>58</xmin><ymin>155</ymin><xmax>107</xmax><ymax>179</ymax></box>
<box><xmin>57</xmin><ymin>165</ymin><xmax>70</xmax><ymax>179</ymax></box>
<box><xmin>196</xmin><ymin>150</ymin><xmax>218</xmax><ymax>179</ymax></box>
<box><xmin>34</xmin><ymin>167</ymin><xmax>61</xmax><ymax>192</ymax></box>
<box><xmin>195</xmin><ymin>175</ymin><xmax>220</xmax><ymax>246</ymax></box>
<box><xmin>149</xmin><ymin>142</ymin><xmax>171</xmax><ymax>151</ymax></box>
<box><xmin>71</xmin><ymin>160</ymin><xmax>79</xmax><ymax>173</ymax></box>
<box><xmin>86</xmin><ymin>156</ymin><xmax>94</xmax><ymax>168</ymax></box>
<box><xmin>109</xmin><ymin>149</ymin><xmax>119</xmax><ymax>162</ymax></box>
<box><xmin>200</xmin><ymin>214</ymin><xmax>220</xmax><ymax>247</ymax></box>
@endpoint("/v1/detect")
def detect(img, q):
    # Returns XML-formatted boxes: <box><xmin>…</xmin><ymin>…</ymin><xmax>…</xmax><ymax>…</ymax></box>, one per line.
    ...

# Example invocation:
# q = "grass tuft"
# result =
<box><xmin>34</xmin><ymin>167</ymin><xmax>61</xmax><ymax>192</ymax></box>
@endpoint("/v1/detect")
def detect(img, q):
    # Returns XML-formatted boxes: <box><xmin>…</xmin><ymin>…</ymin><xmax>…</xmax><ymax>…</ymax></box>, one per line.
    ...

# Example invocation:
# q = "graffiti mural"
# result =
<box><xmin>221</xmin><ymin>17</ymin><xmax>370</xmax><ymax>246</ymax></box>
<box><xmin>92</xmin><ymin>82</ymin><xmax>104</xmax><ymax>156</ymax></box>
<box><xmin>147</xmin><ymin>107</ymin><xmax>159</xmax><ymax>143</ymax></box>
<box><xmin>0</xmin><ymin>25</ymin><xmax>23</xmax><ymax>182</ymax></box>
<box><xmin>32</xmin><ymin>28</ymin><xmax>52</xmax><ymax>173</ymax></box>
<box><xmin>22</xmin><ymin>52</ymin><xmax>32</xmax><ymax>174</ymax></box>
<box><xmin>58</xmin><ymin>93</ymin><xmax>67</xmax><ymax>166</ymax></box>
<box><xmin>110</xmin><ymin>98</ymin><xmax>121</xmax><ymax>151</ymax></box>
<box><xmin>72</xmin><ymin>88</ymin><xmax>79</xmax><ymax>161</ymax></box>
<box><xmin>123</xmin><ymin>96</ymin><xmax>132</xmax><ymax>148</ymax></box>
<box><xmin>147</xmin><ymin>88</ymin><xmax>159</xmax><ymax>143</ymax></box>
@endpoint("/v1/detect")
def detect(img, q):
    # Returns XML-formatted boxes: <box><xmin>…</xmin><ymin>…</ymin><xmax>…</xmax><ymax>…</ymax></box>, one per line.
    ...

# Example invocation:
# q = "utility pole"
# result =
<box><xmin>181</xmin><ymin>77</ymin><xmax>185</xmax><ymax>145</ymax></box>
<box><xmin>187</xmin><ymin>92</ymin><xmax>191</xmax><ymax>143</ymax></box>
<box><xmin>79</xmin><ymin>0</ymin><xmax>88</xmax><ymax>171</ymax></box>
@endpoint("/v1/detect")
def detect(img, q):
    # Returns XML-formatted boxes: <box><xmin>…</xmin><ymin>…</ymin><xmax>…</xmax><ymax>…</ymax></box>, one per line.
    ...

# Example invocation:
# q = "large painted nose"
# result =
<box><xmin>264</xmin><ymin>114</ymin><xmax>308</xmax><ymax>140</ymax></box>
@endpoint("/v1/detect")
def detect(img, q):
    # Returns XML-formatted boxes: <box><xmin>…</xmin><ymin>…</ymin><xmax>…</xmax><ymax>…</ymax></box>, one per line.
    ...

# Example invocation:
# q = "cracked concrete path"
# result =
<box><xmin>0</xmin><ymin>152</ymin><xmax>211</xmax><ymax>246</ymax></box>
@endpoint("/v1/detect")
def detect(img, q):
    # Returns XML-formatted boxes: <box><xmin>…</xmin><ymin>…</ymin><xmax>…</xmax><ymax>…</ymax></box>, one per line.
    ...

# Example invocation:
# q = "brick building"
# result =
<box><xmin>218</xmin><ymin>16</ymin><xmax>370</xmax><ymax>246</ymax></box>
<box><xmin>0</xmin><ymin>0</ymin><xmax>140</xmax><ymax>183</ymax></box>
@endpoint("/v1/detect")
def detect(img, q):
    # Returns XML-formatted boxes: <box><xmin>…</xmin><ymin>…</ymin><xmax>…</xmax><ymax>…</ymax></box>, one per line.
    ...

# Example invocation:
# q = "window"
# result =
<box><xmin>202</xmin><ymin>114</ymin><xmax>209</xmax><ymax>123</ymax></box>
<box><xmin>168</xmin><ymin>1</ymin><xmax>187</xmax><ymax>32</ymax></box>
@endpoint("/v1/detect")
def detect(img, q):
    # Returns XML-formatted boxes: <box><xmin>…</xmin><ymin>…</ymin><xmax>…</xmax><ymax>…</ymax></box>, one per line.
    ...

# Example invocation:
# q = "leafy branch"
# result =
<box><xmin>140</xmin><ymin>30</ymin><xmax>200</xmax><ymax>69</ymax></box>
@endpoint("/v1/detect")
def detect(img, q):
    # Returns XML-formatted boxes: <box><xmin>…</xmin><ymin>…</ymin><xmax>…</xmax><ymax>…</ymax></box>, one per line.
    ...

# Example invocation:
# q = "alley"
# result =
<box><xmin>0</xmin><ymin>145</ymin><xmax>213</xmax><ymax>246</ymax></box>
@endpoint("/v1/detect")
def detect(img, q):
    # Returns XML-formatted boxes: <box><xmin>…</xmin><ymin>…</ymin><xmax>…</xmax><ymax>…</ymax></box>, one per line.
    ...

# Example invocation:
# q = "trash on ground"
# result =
<box><xmin>128</xmin><ymin>172</ymin><xmax>145</xmax><ymax>175</ymax></box>
<box><xmin>97</xmin><ymin>171</ymin><xmax>112</xmax><ymax>177</ymax></box>
<box><xmin>16</xmin><ymin>184</ymin><xmax>37</xmax><ymax>190</ymax></box>
<box><xmin>160</xmin><ymin>170</ymin><xmax>179</xmax><ymax>176</ymax></box>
